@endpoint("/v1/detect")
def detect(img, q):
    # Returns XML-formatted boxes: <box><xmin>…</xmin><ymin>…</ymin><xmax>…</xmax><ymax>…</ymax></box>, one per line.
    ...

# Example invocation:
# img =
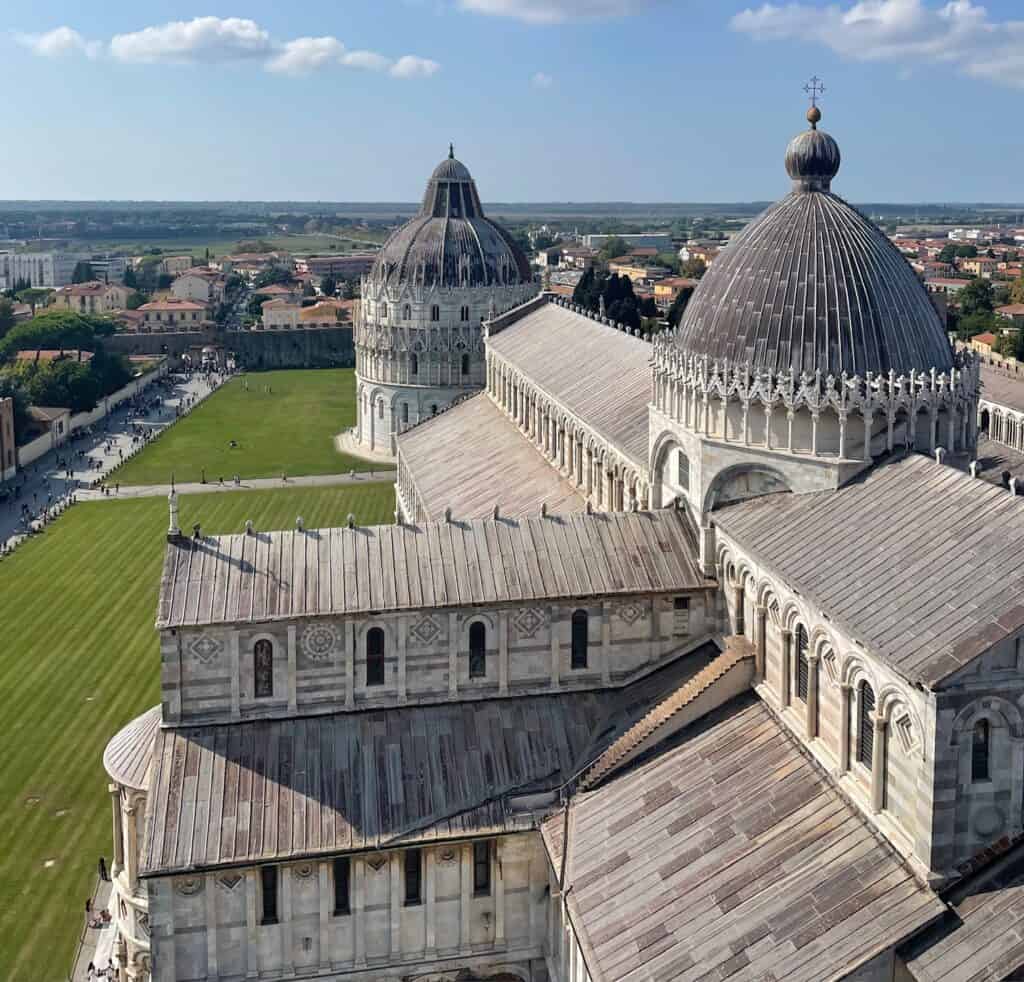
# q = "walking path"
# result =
<box><xmin>69</xmin><ymin>877</ymin><xmax>115</xmax><ymax>982</ymax></box>
<box><xmin>77</xmin><ymin>469</ymin><xmax>397</xmax><ymax>501</ymax></box>
<box><xmin>0</xmin><ymin>372</ymin><xmax>223</xmax><ymax>552</ymax></box>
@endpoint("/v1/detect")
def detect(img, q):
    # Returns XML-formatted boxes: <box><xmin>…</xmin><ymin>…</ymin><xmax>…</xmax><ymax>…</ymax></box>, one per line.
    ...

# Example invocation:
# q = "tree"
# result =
<box><xmin>955</xmin><ymin>244</ymin><xmax>978</xmax><ymax>259</ymax></box>
<box><xmin>254</xmin><ymin>263</ymin><xmax>296</xmax><ymax>288</ymax></box>
<box><xmin>71</xmin><ymin>261</ymin><xmax>94</xmax><ymax>284</ymax></box>
<box><xmin>123</xmin><ymin>266</ymin><xmax>138</xmax><ymax>289</ymax></box>
<box><xmin>667</xmin><ymin>286</ymin><xmax>695</xmax><ymax>328</ymax></box>
<box><xmin>681</xmin><ymin>258</ymin><xmax>707</xmax><ymax>279</ymax></box>
<box><xmin>156</xmin><ymin>274</ymin><xmax>174</xmax><ymax>290</ymax></box>
<box><xmin>655</xmin><ymin>252</ymin><xmax>682</xmax><ymax>274</ymax></box>
<box><xmin>639</xmin><ymin>296</ymin><xmax>660</xmax><ymax>318</ymax></box>
<box><xmin>1010</xmin><ymin>278</ymin><xmax>1024</xmax><ymax>305</ymax></box>
<box><xmin>959</xmin><ymin>278</ymin><xmax>995</xmax><ymax>318</ymax></box>
<box><xmin>320</xmin><ymin>275</ymin><xmax>337</xmax><ymax>298</ymax></box>
<box><xmin>533</xmin><ymin>233</ymin><xmax>558</xmax><ymax>251</ymax></box>
<box><xmin>0</xmin><ymin>310</ymin><xmax>114</xmax><ymax>362</ymax></box>
<box><xmin>0</xmin><ymin>299</ymin><xmax>16</xmax><ymax>338</ymax></box>
<box><xmin>955</xmin><ymin>311</ymin><xmax>1000</xmax><ymax>341</ymax></box>
<box><xmin>938</xmin><ymin>244</ymin><xmax>958</xmax><ymax>264</ymax></box>
<box><xmin>16</xmin><ymin>287</ymin><xmax>52</xmax><ymax>313</ymax></box>
<box><xmin>598</xmin><ymin>236</ymin><xmax>630</xmax><ymax>261</ymax></box>
<box><xmin>126</xmin><ymin>291</ymin><xmax>148</xmax><ymax>310</ymax></box>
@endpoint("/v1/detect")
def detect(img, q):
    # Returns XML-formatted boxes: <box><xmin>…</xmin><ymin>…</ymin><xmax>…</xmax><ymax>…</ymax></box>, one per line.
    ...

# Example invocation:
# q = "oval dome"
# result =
<box><xmin>370</xmin><ymin>148</ymin><xmax>531</xmax><ymax>291</ymax></box>
<box><xmin>676</xmin><ymin>114</ymin><xmax>953</xmax><ymax>378</ymax></box>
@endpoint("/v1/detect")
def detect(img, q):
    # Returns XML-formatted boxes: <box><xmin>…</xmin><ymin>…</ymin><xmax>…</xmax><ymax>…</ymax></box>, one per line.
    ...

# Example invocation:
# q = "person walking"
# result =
<box><xmin>98</xmin><ymin>856</ymin><xmax>108</xmax><ymax>881</ymax></box>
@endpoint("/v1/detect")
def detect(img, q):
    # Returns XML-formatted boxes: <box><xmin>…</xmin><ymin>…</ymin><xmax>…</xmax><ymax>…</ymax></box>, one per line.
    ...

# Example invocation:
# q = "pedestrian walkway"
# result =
<box><xmin>0</xmin><ymin>372</ymin><xmax>223</xmax><ymax>552</ymax></box>
<box><xmin>78</xmin><ymin>469</ymin><xmax>397</xmax><ymax>501</ymax></box>
<box><xmin>69</xmin><ymin>877</ymin><xmax>115</xmax><ymax>982</ymax></box>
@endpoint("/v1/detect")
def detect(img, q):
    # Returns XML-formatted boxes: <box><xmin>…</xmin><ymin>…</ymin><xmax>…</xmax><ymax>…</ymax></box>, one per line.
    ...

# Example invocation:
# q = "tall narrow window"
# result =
<box><xmin>473</xmin><ymin>840</ymin><xmax>492</xmax><ymax>896</ymax></box>
<box><xmin>677</xmin><ymin>450</ymin><xmax>690</xmax><ymax>491</ymax></box>
<box><xmin>858</xmin><ymin>681</ymin><xmax>876</xmax><ymax>768</ymax></box>
<box><xmin>571</xmin><ymin>609</ymin><xmax>588</xmax><ymax>669</ymax></box>
<box><xmin>404</xmin><ymin>848</ymin><xmax>422</xmax><ymax>906</ymax></box>
<box><xmin>403</xmin><ymin>303</ymin><xmax>411</xmax><ymax>320</ymax></box>
<box><xmin>410</xmin><ymin>353</ymin><xmax>419</xmax><ymax>376</ymax></box>
<box><xmin>460</xmin><ymin>305</ymin><xmax>470</xmax><ymax>322</ymax></box>
<box><xmin>469</xmin><ymin>621</ymin><xmax>486</xmax><ymax>679</ymax></box>
<box><xmin>430</xmin><ymin>304</ymin><xmax>440</xmax><ymax>322</ymax></box>
<box><xmin>461</xmin><ymin>353</ymin><xmax>470</xmax><ymax>376</ymax></box>
<box><xmin>401</xmin><ymin>403</ymin><xmax>409</xmax><ymax>425</ymax></box>
<box><xmin>332</xmin><ymin>857</ymin><xmax>350</xmax><ymax>915</ymax></box>
<box><xmin>972</xmin><ymin>720</ymin><xmax>991</xmax><ymax>783</ymax></box>
<box><xmin>795</xmin><ymin>625</ymin><xmax>809</xmax><ymax>701</ymax></box>
<box><xmin>366</xmin><ymin>627</ymin><xmax>385</xmax><ymax>686</ymax></box>
<box><xmin>377</xmin><ymin>400</ymin><xmax>384</xmax><ymax>419</ymax></box>
<box><xmin>673</xmin><ymin>597</ymin><xmax>690</xmax><ymax>638</ymax></box>
<box><xmin>260</xmin><ymin>866</ymin><xmax>279</xmax><ymax>925</ymax></box>
<box><xmin>381</xmin><ymin>303</ymin><xmax>388</xmax><ymax>319</ymax></box>
<box><xmin>254</xmin><ymin>640</ymin><xmax>274</xmax><ymax>698</ymax></box>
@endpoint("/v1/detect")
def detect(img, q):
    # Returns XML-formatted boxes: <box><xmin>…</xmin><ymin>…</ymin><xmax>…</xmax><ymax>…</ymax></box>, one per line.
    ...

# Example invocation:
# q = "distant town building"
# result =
<box><xmin>582</xmin><ymin>231</ymin><xmax>672</xmax><ymax>251</ymax></box>
<box><xmin>170</xmin><ymin>268</ymin><xmax>225</xmax><ymax>305</ymax></box>
<box><xmin>0</xmin><ymin>397</ymin><xmax>16</xmax><ymax>482</ymax></box>
<box><xmin>654</xmin><ymin>276</ymin><xmax>698</xmax><ymax>310</ymax></box>
<box><xmin>53</xmin><ymin>281</ymin><xmax>131</xmax><ymax>314</ymax></box>
<box><xmin>997</xmin><ymin>304</ymin><xmax>1024</xmax><ymax>326</ymax></box>
<box><xmin>158</xmin><ymin>255</ymin><xmax>196</xmax><ymax>276</ymax></box>
<box><xmin>970</xmin><ymin>332</ymin><xmax>997</xmax><ymax>355</ymax></box>
<box><xmin>136</xmin><ymin>298</ymin><xmax>208</xmax><ymax>332</ymax></box>
<box><xmin>301</xmin><ymin>254</ymin><xmax>378</xmax><ymax>281</ymax></box>
<box><xmin>607</xmin><ymin>257</ymin><xmax>672</xmax><ymax>285</ymax></box>
<box><xmin>0</xmin><ymin>251</ymin><xmax>81</xmax><ymax>289</ymax></box>
<box><xmin>260</xmin><ymin>298</ymin><xmax>353</xmax><ymax>330</ymax></box>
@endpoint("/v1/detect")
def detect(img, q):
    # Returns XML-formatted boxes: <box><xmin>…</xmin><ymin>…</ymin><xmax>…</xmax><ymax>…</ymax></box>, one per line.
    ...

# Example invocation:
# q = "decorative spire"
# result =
<box><xmin>448</xmin><ymin>142</ymin><xmax>455</xmax><ymax>160</ymax></box>
<box><xmin>803</xmin><ymin>75</ymin><xmax>825</xmax><ymax>129</ymax></box>
<box><xmin>167</xmin><ymin>473</ymin><xmax>180</xmax><ymax>539</ymax></box>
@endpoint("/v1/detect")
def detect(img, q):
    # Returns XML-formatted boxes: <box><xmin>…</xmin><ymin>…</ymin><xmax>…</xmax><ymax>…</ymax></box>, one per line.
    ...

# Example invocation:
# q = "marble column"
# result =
<box><xmin>781</xmin><ymin>630</ymin><xmax>792</xmax><ymax>707</ymax></box>
<box><xmin>871</xmin><ymin>717</ymin><xmax>887</xmax><ymax>813</ymax></box>
<box><xmin>838</xmin><ymin>683</ymin><xmax>852</xmax><ymax>773</ymax></box>
<box><xmin>109</xmin><ymin>784</ymin><xmax>124</xmax><ymax>875</ymax></box>
<box><xmin>806</xmin><ymin>654</ymin><xmax>820</xmax><ymax>740</ymax></box>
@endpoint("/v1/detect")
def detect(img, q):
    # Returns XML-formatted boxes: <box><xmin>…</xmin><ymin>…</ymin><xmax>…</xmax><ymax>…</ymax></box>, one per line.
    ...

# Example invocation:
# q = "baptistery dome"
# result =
<box><xmin>369</xmin><ymin>147</ymin><xmax>531</xmax><ymax>292</ymax></box>
<box><xmin>676</xmin><ymin>108</ymin><xmax>953</xmax><ymax>377</ymax></box>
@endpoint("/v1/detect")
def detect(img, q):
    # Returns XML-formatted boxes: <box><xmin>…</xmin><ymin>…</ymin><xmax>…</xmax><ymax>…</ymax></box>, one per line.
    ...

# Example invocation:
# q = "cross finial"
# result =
<box><xmin>804</xmin><ymin>75</ymin><xmax>825</xmax><ymax>108</ymax></box>
<box><xmin>448</xmin><ymin>142</ymin><xmax>454</xmax><ymax>160</ymax></box>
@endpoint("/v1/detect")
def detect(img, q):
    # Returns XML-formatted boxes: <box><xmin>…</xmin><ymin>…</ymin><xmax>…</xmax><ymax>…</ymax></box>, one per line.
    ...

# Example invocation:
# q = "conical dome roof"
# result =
<box><xmin>370</xmin><ymin>147</ymin><xmax>531</xmax><ymax>291</ymax></box>
<box><xmin>676</xmin><ymin>109</ymin><xmax>953</xmax><ymax>377</ymax></box>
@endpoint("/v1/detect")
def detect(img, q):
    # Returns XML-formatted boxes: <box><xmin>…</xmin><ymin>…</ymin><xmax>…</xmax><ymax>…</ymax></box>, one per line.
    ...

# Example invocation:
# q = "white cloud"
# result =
<box><xmin>532</xmin><ymin>71</ymin><xmax>553</xmax><ymax>87</ymax></box>
<box><xmin>390</xmin><ymin>55</ymin><xmax>441</xmax><ymax>78</ymax></box>
<box><xmin>731</xmin><ymin>0</ymin><xmax>1024</xmax><ymax>88</ymax></box>
<box><xmin>16</xmin><ymin>16</ymin><xmax>441</xmax><ymax>80</ymax></box>
<box><xmin>110</xmin><ymin>16</ymin><xmax>272</xmax><ymax>63</ymax></box>
<box><xmin>458</xmin><ymin>0</ymin><xmax>651</xmax><ymax>24</ymax></box>
<box><xmin>265</xmin><ymin>36</ymin><xmax>345</xmax><ymax>75</ymax></box>
<box><xmin>342</xmin><ymin>50</ymin><xmax>392</xmax><ymax>71</ymax></box>
<box><xmin>15</xmin><ymin>26</ymin><xmax>101</xmax><ymax>59</ymax></box>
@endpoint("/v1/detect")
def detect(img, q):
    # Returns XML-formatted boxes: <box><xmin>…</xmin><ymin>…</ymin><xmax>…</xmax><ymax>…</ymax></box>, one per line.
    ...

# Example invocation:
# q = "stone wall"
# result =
<box><xmin>105</xmin><ymin>327</ymin><xmax>354</xmax><ymax>370</ymax></box>
<box><xmin>147</xmin><ymin>833</ymin><xmax>547</xmax><ymax>982</ymax></box>
<box><xmin>161</xmin><ymin>592</ymin><xmax>715</xmax><ymax>726</ymax></box>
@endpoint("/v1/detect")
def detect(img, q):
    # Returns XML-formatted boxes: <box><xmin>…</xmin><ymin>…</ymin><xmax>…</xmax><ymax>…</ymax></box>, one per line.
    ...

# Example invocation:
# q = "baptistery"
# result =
<box><xmin>354</xmin><ymin>147</ymin><xmax>536</xmax><ymax>455</ymax></box>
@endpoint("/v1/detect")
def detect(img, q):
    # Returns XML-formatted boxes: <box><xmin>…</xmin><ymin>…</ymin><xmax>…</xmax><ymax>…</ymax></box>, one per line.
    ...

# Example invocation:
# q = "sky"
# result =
<box><xmin>2</xmin><ymin>0</ymin><xmax>1023</xmax><ymax>203</ymax></box>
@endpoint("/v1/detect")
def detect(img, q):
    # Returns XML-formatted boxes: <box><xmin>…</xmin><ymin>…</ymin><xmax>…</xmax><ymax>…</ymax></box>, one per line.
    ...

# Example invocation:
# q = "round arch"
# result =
<box><xmin>702</xmin><ymin>463</ymin><xmax>791</xmax><ymax>513</ymax></box>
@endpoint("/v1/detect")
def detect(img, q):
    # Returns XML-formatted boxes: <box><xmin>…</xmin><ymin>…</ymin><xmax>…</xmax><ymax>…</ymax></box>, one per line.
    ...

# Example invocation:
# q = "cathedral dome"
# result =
<box><xmin>370</xmin><ymin>147</ymin><xmax>532</xmax><ymax>292</ymax></box>
<box><xmin>676</xmin><ymin>110</ymin><xmax>953</xmax><ymax>378</ymax></box>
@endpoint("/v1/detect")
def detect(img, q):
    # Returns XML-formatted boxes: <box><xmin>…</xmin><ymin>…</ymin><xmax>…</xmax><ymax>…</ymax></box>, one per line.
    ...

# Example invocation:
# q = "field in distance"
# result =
<box><xmin>114</xmin><ymin>368</ymin><xmax>385</xmax><ymax>486</ymax></box>
<box><xmin>0</xmin><ymin>482</ymin><xmax>395</xmax><ymax>979</ymax></box>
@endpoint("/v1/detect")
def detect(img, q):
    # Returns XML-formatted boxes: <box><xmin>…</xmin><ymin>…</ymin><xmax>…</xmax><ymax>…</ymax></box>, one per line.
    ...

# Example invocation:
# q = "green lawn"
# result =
<box><xmin>114</xmin><ymin>369</ymin><xmax>388</xmax><ymax>485</ymax></box>
<box><xmin>0</xmin><ymin>483</ymin><xmax>395</xmax><ymax>980</ymax></box>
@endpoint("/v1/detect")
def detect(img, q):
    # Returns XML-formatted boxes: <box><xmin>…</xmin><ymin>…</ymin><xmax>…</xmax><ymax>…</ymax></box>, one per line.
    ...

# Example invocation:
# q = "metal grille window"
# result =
<box><xmin>795</xmin><ymin>625</ymin><xmax>809</xmax><ymax>701</ymax></box>
<box><xmin>673</xmin><ymin>597</ymin><xmax>690</xmax><ymax>638</ymax></box>
<box><xmin>858</xmin><ymin>682</ymin><xmax>875</xmax><ymax>768</ymax></box>
<box><xmin>469</xmin><ymin>621</ymin><xmax>486</xmax><ymax>679</ymax></box>
<box><xmin>571</xmin><ymin>609</ymin><xmax>588</xmax><ymax>669</ymax></box>
<box><xmin>332</xmin><ymin>857</ymin><xmax>350</xmax><ymax>916</ymax></box>
<box><xmin>404</xmin><ymin>849</ymin><xmax>422</xmax><ymax>906</ymax></box>
<box><xmin>260</xmin><ymin>866</ymin><xmax>279</xmax><ymax>925</ymax></box>
<box><xmin>366</xmin><ymin>628</ymin><xmax>385</xmax><ymax>687</ymax></box>
<box><xmin>473</xmin><ymin>840</ymin><xmax>492</xmax><ymax>896</ymax></box>
<box><xmin>972</xmin><ymin>720</ymin><xmax>991</xmax><ymax>783</ymax></box>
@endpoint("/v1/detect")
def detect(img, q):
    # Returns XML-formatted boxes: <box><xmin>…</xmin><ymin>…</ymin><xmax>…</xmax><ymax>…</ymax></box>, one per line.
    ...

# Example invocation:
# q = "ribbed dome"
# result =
<box><xmin>676</xmin><ymin>113</ymin><xmax>953</xmax><ymax>377</ymax></box>
<box><xmin>370</xmin><ymin>149</ymin><xmax>531</xmax><ymax>291</ymax></box>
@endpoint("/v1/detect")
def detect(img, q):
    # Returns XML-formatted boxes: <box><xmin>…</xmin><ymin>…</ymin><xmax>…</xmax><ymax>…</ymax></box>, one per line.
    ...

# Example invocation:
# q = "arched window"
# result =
<box><xmin>381</xmin><ymin>303</ymin><xmax>388</xmax><ymax>319</ymax></box>
<box><xmin>430</xmin><ymin>304</ymin><xmax>440</xmax><ymax>322</ymax></box>
<box><xmin>377</xmin><ymin>399</ymin><xmax>384</xmax><ymax>419</ymax></box>
<box><xmin>366</xmin><ymin>628</ymin><xmax>385</xmax><ymax>687</ymax></box>
<box><xmin>254</xmin><ymin>639</ymin><xmax>274</xmax><ymax>698</ymax></box>
<box><xmin>795</xmin><ymin>625</ymin><xmax>809</xmax><ymax>701</ymax></box>
<box><xmin>858</xmin><ymin>681</ymin><xmax>875</xmax><ymax>768</ymax></box>
<box><xmin>403</xmin><ymin>304</ymin><xmax>411</xmax><ymax>320</ymax></box>
<box><xmin>460</xmin><ymin>305</ymin><xmax>469</xmax><ymax>322</ymax></box>
<box><xmin>401</xmin><ymin>403</ymin><xmax>409</xmax><ymax>425</ymax></box>
<box><xmin>461</xmin><ymin>354</ymin><xmax>470</xmax><ymax>376</ymax></box>
<box><xmin>410</xmin><ymin>353</ymin><xmax>418</xmax><ymax>376</ymax></box>
<box><xmin>469</xmin><ymin>622</ymin><xmax>486</xmax><ymax>678</ymax></box>
<box><xmin>571</xmin><ymin>609</ymin><xmax>588</xmax><ymax>669</ymax></box>
<box><xmin>972</xmin><ymin>719</ymin><xmax>991</xmax><ymax>782</ymax></box>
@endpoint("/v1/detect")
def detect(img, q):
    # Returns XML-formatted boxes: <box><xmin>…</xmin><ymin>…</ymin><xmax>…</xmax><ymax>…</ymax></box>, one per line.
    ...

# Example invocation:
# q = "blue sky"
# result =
<box><xmin>2</xmin><ymin>0</ymin><xmax>1023</xmax><ymax>203</ymax></box>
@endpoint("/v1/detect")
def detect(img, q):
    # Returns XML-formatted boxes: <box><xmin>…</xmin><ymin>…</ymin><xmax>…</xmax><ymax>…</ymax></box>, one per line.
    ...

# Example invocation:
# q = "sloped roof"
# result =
<box><xmin>157</xmin><ymin>508</ymin><xmax>706</xmax><ymax>630</ymax></box>
<box><xmin>103</xmin><ymin>706</ymin><xmax>161</xmax><ymax>791</ymax></box>
<box><xmin>980</xmin><ymin>365</ymin><xmax>1024</xmax><ymax>413</ymax></box>
<box><xmin>487</xmin><ymin>300</ymin><xmax>652</xmax><ymax>468</ymax></box>
<box><xmin>398</xmin><ymin>393</ymin><xmax>586</xmax><ymax>521</ymax></box>
<box><xmin>543</xmin><ymin>696</ymin><xmax>945</xmax><ymax>982</ymax></box>
<box><xmin>713</xmin><ymin>453</ymin><xmax>1024</xmax><ymax>688</ymax></box>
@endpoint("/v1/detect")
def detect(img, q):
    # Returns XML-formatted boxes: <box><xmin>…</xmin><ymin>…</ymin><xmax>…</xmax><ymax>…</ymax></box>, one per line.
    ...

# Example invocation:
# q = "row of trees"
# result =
<box><xmin>952</xmin><ymin>277</ymin><xmax>1024</xmax><ymax>360</ymax></box>
<box><xmin>571</xmin><ymin>270</ymin><xmax>661</xmax><ymax>331</ymax></box>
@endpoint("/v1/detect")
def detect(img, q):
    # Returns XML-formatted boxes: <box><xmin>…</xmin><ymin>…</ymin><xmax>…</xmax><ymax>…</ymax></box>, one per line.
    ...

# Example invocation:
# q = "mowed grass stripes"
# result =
<box><xmin>115</xmin><ymin>368</ymin><xmax>381</xmax><ymax>486</ymax></box>
<box><xmin>0</xmin><ymin>483</ymin><xmax>394</xmax><ymax>981</ymax></box>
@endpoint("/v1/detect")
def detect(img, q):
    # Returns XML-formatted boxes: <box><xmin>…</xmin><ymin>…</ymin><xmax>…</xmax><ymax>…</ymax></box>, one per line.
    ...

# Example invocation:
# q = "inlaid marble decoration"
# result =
<box><xmin>511</xmin><ymin>607</ymin><xmax>547</xmax><ymax>640</ymax></box>
<box><xmin>410</xmin><ymin>616</ymin><xmax>442</xmax><ymax>647</ymax></box>
<box><xmin>189</xmin><ymin>634</ymin><xmax>223</xmax><ymax>665</ymax></box>
<box><xmin>301</xmin><ymin>622</ymin><xmax>340</xmax><ymax>662</ymax></box>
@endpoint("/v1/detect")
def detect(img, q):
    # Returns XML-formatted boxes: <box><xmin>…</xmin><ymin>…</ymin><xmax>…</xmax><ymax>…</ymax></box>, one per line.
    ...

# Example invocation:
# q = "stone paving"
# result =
<box><xmin>0</xmin><ymin>372</ymin><xmax>223</xmax><ymax>552</ymax></box>
<box><xmin>69</xmin><ymin>877</ymin><xmax>115</xmax><ymax>981</ymax></box>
